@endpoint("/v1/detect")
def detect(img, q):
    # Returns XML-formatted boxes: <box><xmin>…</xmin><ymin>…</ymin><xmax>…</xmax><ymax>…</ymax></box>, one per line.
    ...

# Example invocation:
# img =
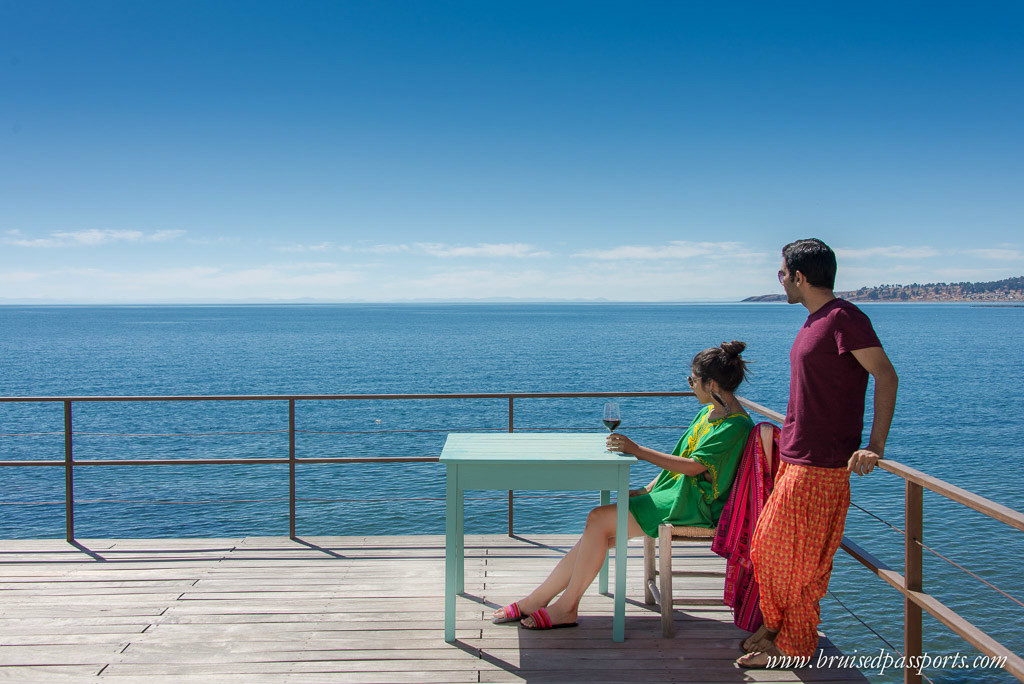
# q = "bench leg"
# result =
<box><xmin>658</xmin><ymin>523</ymin><xmax>674</xmax><ymax>637</ymax></box>
<box><xmin>643</xmin><ymin>535</ymin><xmax>655</xmax><ymax>605</ymax></box>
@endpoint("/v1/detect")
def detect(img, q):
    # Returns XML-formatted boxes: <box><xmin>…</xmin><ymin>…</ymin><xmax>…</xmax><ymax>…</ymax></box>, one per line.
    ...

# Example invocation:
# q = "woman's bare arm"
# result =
<box><xmin>629</xmin><ymin>473</ymin><xmax>662</xmax><ymax>497</ymax></box>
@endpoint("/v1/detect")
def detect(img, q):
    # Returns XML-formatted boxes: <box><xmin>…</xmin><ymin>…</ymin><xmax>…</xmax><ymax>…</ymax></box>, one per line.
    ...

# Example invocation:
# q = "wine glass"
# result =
<box><xmin>603</xmin><ymin>403</ymin><xmax>621</xmax><ymax>451</ymax></box>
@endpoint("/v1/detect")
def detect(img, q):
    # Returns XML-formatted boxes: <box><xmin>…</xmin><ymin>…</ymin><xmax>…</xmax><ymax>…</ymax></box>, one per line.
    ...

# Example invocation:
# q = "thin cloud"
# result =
<box><xmin>405</xmin><ymin>267</ymin><xmax>579</xmax><ymax>299</ymax></box>
<box><xmin>275</xmin><ymin>241</ymin><xmax>344</xmax><ymax>253</ymax></box>
<box><xmin>2</xmin><ymin>257</ymin><xmax>775</xmax><ymax>301</ymax></box>
<box><xmin>404</xmin><ymin>260</ymin><xmax>768</xmax><ymax>300</ymax></box>
<box><xmin>8</xmin><ymin>237</ymin><xmax>63</xmax><ymax>248</ymax></box>
<box><xmin>186</xmin><ymin>236</ymin><xmax>241</xmax><ymax>246</ymax></box>
<box><xmin>835</xmin><ymin>245</ymin><xmax>940</xmax><ymax>259</ymax></box>
<box><xmin>273</xmin><ymin>261</ymin><xmax>341</xmax><ymax>271</ymax></box>
<box><xmin>416</xmin><ymin>242</ymin><xmax>551</xmax><ymax>258</ymax></box>
<box><xmin>361</xmin><ymin>244</ymin><xmax>411</xmax><ymax>255</ymax></box>
<box><xmin>4</xmin><ymin>229</ymin><xmax>185</xmax><ymax>247</ymax></box>
<box><xmin>572</xmin><ymin>241</ymin><xmax>751</xmax><ymax>261</ymax></box>
<box><xmin>59</xmin><ymin>264</ymin><xmax>364</xmax><ymax>294</ymax></box>
<box><xmin>0</xmin><ymin>270</ymin><xmax>42</xmax><ymax>284</ymax></box>
<box><xmin>963</xmin><ymin>248</ymin><xmax>1022</xmax><ymax>261</ymax></box>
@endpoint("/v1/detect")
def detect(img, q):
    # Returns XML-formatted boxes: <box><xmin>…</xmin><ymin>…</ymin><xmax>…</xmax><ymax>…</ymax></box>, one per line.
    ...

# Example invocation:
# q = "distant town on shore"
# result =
<box><xmin>744</xmin><ymin>275</ymin><xmax>1024</xmax><ymax>303</ymax></box>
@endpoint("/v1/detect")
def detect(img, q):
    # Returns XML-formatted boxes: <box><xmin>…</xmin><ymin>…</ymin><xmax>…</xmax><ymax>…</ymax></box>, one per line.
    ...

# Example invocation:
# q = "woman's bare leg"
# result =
<box><xmin>517</xmin><ymin>503</ymin><xmax>644</xmax><ymax>627</ymax></box>
<box><xmin>490</xmin><ymin>538</ymin><xmax>584</xmax><ymax>619</ymax></box>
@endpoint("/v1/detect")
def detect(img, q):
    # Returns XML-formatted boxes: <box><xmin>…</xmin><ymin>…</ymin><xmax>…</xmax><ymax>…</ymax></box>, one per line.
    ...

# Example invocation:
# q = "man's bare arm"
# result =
<box><xmin>848</xmin><ymin>346</ymin><xmax>899</xmax><ymax>475</ymax></box>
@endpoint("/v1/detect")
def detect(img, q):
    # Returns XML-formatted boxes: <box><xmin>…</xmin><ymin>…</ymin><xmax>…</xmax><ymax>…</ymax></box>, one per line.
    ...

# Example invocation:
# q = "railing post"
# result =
<box><xmin>289</xmin><ymin>399</ymin><xmax>296</xmax><ymax>540</ymax></box>
<box><xmin>905</xmin><ymin>481</ymin><xmax>923</xmax><ymax>684</ymax></box>
<box><xmin>507</xmin><ymin>397</ymin><xmax>514</xmax><ymax>536</ymax></box>
<box><xmin>64</xmin><ymin>400</ymin><xmax>74</xmax><ymax>542</ymax></box>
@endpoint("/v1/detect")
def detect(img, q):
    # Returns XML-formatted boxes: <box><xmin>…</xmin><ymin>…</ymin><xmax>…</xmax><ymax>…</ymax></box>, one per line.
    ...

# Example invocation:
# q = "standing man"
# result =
<box><xmin>738</xmin><ymin>238</ymin><xmax>898</xmax><ymax>668</ymax></box>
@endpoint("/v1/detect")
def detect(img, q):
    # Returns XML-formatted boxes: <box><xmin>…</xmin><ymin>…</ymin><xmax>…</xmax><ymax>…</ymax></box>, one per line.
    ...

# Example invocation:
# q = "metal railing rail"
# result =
<box><xmin>2</xmin><ymin>392</ymin><xmax>1022</xmax><ymax>682</ymax></box>
<box><xmin>0</xmin><ymin>391</ymin><xmax>694</xmax><ymax>540</ymax></box>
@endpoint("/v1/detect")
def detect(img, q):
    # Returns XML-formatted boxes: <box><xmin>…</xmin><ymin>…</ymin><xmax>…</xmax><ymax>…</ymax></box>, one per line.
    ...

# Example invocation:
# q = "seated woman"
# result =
<box><xmin>492</xmin><ymin>340</ymin><xmax>754</xmax><ymax>630</ymax></box>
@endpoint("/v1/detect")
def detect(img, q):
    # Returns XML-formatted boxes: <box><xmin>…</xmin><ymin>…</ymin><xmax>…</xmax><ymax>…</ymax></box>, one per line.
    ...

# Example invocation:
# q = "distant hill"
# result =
<box><xmin>743</xmin><ymin>276</ymin><xmax>1024</xmax><ymax>303</ymax></box>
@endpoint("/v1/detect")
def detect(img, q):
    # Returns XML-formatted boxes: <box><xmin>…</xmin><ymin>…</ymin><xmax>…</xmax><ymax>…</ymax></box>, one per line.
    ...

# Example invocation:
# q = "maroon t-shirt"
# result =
<box><xmin>780</xmin><ymin>298</ymin><xmax>882</xmax><ymax>469</ymax></box>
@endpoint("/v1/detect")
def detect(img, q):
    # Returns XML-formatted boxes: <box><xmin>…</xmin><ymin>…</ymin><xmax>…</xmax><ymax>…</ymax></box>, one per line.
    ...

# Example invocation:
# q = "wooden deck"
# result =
<box><xmin>0</xmin><ymin>535</ymin><xmax>867</xmax><ymax>683</ymax></box>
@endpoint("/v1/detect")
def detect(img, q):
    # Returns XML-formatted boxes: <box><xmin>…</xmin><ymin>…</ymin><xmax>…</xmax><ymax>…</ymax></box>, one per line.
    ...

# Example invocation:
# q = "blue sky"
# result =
<box><xmin>2</xmin><ymin>1</ymin><xmax>1022</xmax><ymax>302</ymax></box>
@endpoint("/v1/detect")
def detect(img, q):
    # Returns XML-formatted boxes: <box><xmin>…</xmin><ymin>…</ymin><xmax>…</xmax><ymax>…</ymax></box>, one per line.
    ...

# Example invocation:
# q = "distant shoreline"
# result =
<box><xmin>744</xmin><ymin>294</ymin><xmax>1023</xmax><ymax>303</ymax></box>
<box><xmin>744</xmin><ymin>275</ymin><xmax>1023</xmax><ymax>303</ymax></box>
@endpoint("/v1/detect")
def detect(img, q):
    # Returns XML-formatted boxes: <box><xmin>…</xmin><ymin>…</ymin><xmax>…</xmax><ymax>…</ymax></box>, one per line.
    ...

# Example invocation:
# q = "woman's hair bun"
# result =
<box><xmin>720</xmin><ymin>340</ymin><xmax>746</xmax><ymax>357</ymax></box>
<box><xmin>692</xmin><ymin>340</ymin><xmax>749</xmax><ymax>391</ymax></box>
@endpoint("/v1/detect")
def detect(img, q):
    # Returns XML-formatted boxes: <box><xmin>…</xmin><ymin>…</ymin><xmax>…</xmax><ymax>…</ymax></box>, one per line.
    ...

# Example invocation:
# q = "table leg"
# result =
<box><xmin>613</xmin><ymin>467</ymin><xmax>629</xmax><ymax>642</ymax></box>
<box><xmin>445</xmin><ymin>464</ymin><xmax>459</xmax><ymax>642</ymax></box>
<box><xmin>456</xmin><ymin>480</ymin><xmax>465</xmax><ymax>594</ymax></box>
<box><xmin>599</xmin><ymin>489</ymin><xmax>610</xmax><ymax>594</ymax></box>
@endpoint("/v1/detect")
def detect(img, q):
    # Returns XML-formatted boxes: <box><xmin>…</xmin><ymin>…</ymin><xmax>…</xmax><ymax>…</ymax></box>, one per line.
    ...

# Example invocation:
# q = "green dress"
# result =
<box><xmin>628</xmin><ymin>404</ymin><xmax>753</xmax><ymax>538</ymax></box>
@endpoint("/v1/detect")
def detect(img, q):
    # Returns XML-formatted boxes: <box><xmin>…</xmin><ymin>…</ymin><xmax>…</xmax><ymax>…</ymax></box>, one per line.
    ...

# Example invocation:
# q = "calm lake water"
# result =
<box><xmin>1</xmin><ymin>302</ymin><xmax>1021</xmax><ymax>683</ymax></box>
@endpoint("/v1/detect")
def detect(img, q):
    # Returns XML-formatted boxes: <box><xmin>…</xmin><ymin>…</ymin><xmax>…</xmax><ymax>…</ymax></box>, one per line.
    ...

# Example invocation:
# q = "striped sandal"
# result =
<box><xmin>519</xmin><ymin>607</ymin><xmax>578</xmax><ymax>630</ymax></box>
<box><xmin>492</xmin><ymin>602</ymin><xmax>526</xmax><ymax>624</ymax></box>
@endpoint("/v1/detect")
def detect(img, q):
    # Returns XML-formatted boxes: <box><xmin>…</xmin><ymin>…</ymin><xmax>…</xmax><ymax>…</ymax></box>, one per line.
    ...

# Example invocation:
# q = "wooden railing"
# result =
<box><xmin>2</xmin><ymin>392</ymin><xmax>1022</xmax><ymax>683</ymax></box>
<box><xmin>737</xmin><ymin>400</ymin><xmax>1024</xmax><ymax>684</ymax></box>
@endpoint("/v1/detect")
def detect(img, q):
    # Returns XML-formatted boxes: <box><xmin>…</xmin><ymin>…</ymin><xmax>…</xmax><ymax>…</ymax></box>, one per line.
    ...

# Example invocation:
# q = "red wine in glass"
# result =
<box><xmin>602</xmin><ymin>403</ymin><xmax>621</xmax><ymax>432</ymax></box>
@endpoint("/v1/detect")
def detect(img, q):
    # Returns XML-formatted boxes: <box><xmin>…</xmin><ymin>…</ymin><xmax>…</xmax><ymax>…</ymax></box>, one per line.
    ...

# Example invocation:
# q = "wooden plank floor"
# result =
<box><xmin>0</xmin><ymin>535</ymin><xmax>867</xmax><ymax>683</ymax></box>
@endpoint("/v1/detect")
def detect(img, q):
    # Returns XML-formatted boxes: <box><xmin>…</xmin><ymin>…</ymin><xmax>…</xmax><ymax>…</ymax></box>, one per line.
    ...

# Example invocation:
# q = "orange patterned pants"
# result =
<box><xmin>750</xmin><ymin>462</ymin><xmax>851</xmax><ymax>658</ymax></box>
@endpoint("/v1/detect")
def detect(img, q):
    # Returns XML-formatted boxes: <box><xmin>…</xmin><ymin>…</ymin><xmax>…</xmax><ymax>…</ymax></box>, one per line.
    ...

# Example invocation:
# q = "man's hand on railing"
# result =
<box><xmin>848</xmin><ymin>449</ymin><xmax>882</xmax><ymax>476</ymax></box>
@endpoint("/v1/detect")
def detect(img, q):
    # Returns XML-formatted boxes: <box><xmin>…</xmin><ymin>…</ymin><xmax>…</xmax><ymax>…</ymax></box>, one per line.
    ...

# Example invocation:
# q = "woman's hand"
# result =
<box><xmin>628</xmin><ymin>488</ymin><xmax>648</xmax><ymax>498</ymax></box>
<box><xmin>606</xmin><ymin>432</ymin><xmax>639</xmax><ymax>456</ymax></box>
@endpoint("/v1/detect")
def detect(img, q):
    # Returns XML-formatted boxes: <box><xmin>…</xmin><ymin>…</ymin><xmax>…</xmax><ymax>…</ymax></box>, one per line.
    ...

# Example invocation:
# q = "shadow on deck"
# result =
<box><xmin>0</xmin><ymin>535</ymin><xmax>867</xmax><ymax>683</ymax></box>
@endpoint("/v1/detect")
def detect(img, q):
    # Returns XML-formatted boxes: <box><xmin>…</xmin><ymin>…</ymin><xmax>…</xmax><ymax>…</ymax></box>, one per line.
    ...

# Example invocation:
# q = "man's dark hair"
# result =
<box><xmin>782</xmin><ymin>238</ymin><xmax>837</xmax><ymax>289</ymax></box>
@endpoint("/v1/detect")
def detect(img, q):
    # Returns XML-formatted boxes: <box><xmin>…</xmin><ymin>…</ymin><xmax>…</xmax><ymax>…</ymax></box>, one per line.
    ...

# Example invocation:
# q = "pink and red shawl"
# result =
<box><xmin>710</xmin><ymin>422</ymin><xmax>781</xmax><ymax>632</ymax></box>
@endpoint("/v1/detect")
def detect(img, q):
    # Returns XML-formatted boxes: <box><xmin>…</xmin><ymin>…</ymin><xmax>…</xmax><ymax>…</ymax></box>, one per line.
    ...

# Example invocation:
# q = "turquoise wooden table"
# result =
<box><xmin>441</xmin><ymin>433</ymin><xmax>637</xmax><ymax>642</ymax></box>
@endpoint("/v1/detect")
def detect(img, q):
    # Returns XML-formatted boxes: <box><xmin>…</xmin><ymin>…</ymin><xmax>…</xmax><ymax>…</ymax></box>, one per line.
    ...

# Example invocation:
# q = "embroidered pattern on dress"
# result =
<box><xmin>687</xmin><ymin>408</ymin><xmax>746</xmax><ymax>499</ymax></box>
